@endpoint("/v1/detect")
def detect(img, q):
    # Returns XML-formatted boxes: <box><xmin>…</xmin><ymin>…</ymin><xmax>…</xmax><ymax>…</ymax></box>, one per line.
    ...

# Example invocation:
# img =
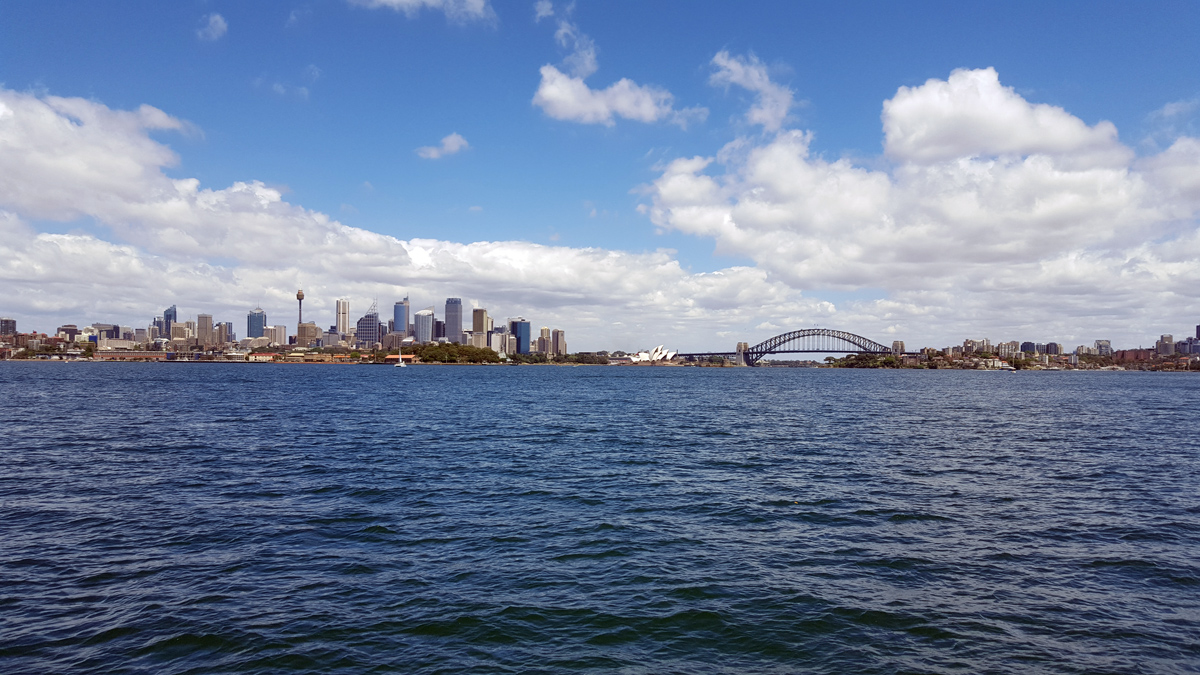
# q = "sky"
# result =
<box><xmin>2</xmin><ymin>0</ymin><xmax>1199</xmax><ymax>351</ymax></box>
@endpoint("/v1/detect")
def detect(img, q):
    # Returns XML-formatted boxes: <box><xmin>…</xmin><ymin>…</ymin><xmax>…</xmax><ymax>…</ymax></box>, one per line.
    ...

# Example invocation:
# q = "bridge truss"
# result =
<box><xmin>679</xmin><ymin>328</ymin><xmax>895</xmax><ymax>366</ymax></box>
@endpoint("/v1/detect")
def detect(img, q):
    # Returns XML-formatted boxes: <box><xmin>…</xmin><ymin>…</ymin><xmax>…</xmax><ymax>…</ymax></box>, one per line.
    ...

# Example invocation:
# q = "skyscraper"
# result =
<box><xmin>393</xmin><ymin>297</ymin><xmax>410</xmax><ymax>337</ymax></box>
<box><xmin>444</xmin><ymin>298</ymin><xmax>463</xmax><ymax>344</ymax></box>
<box><xmin>0</xmin><ymin>318</ymin><xmax>14</xmax><ymax>335</ymax></box>
<box><xmin>356</xmin><ymin>307</ymin><xmax>382</xmax><ymax>348</ymax></box>
<box><xmin>552</xmin><ymin>329</ymin><xmax>567</xmax><ymax>356</ymax></box>
<box><xmin>414</xmin><ymin>308</ymin><xmax>434</xmax><ymax>344</ymax></box>
<box><xmin>510</xmin><ymin>318</ymin><xmax>531</xmax><ymax>354</ymax></box>
<box><xmin>336</xmin><ymin>299</ymin><xmax>350</xmax><ymax>335</ymax></box>
<box><xmin>163</xmin><ymin>305</ymin><xmax>177</xmax><ymax>334</ymax></box>
<box><xmin>472</xmin><ymin>308</ymin><xmax>489</xmax><ymax>335</ymax></box>
<box><xmin>197</xmin><ymin>314</ymin><xmax>214</xmax><ymax>347</ymax></box>
<box><xmin>247</xmin><ymin>307</ymin><xmax>267</xmax><ymax>338</ymax></box>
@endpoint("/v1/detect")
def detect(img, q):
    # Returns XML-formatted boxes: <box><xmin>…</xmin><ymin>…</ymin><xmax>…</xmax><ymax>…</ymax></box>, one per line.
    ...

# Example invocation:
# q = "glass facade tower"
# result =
<box><xmin>393</xmin><ymin>297</ymin><xmax>410</xmax><ymax>337</ymax></box>
<box><xmin>444</xmin><ymin>298</ymin><xmax>463</xmax><ymax>344</ymax></box>
<box><xmin>247</xmin><ymin>307</ymin><xmax>267</xmax><ymax>338</ymax></box>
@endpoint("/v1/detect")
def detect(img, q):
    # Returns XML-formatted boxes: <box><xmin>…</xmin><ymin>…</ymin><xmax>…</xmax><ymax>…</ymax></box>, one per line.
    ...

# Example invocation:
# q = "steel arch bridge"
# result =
<box><xmin>679</xmin><ymin>328</ymin><xmax>894</xmax><ymax>366</ymax></box>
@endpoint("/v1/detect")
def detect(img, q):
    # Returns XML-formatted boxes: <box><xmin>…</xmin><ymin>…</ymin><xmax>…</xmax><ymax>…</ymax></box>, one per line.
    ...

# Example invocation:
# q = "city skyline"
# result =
<box><xmin>1</xmin><ymin>3</ymin><xmax>1199</xmax><ymax>350</ymax></box>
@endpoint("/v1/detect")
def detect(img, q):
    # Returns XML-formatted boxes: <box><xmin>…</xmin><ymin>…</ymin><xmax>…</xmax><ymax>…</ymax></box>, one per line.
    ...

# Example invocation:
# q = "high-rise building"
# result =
<box><xmin>336</xmin><ymin>299</ymin><xmax>350</xmax><ymax>335</ymax></box>
<box><xmin>393</xmin><ymin>298</ymin><xmax>410</xmax><ymax>338</ymax></box>
<box><xmin>197</xmin><ymin>314</ymin><xmax>214</xmax><ymax>347</ymax></box>
<box><xmin>265</xmin><ymin>325</ymin><xmax>288</xmax><ymax>345</ymax></box>
<box><xmin>215</xmin><ymin>322</ymin><xmax>228</xmax><ymax>346</ymax></box>
<box><xmin>434</xmin><ymin>320</ymin><xmax>445</xmax><ymax>340</ymax></box>
<box><xmin>163</xmin><ymin>305</ymin><xmax>177</xmax><ymax>333</ymax></box>
<box><xmin>247</xmin><ymin>307</ymin><xmax>267</xmax><ymax>338</ymax></box>
<box><xmin>1020</xmin><ymin>341</ymin><xmax>1036</xmax><ymax>353</ymax></box>
<box><xmin>1157</xmin><ymin>334</ymin><xmax>1175</xmax><ymax>356</ymax></box>
<box><xmin>0</xmin><ymin>318</ymin><xmax>15</xmax><ymax>335</ymax></box>
<box><xmin>1045</xmin><ymin>342</ymin><xmax>1061</xmax><ymax>355</ymax></box>
<box><xmin>297</xmin><ymin>322</ymin><xmax>321</xmax><ymax>347</ymax></box>
<box><xmin>356</xmin><ymin>309</ymin><xmax>382</xmax><ymax>348</ymax></box>
<box><xmin>472</xmin><ymin>308</ymin><xmax>489</xmax><ymax>335</ymax></box>
<box><xmin>444</xmin><ymin>298</ymin><xmax>463</xmax><ymax>344</ymax></box>
<box><xmin>414</xmin><ymin>308</ymin><xmax>434</xmax><ymax>344</ymax></box>
<box><xmin>552</xmin><ymin>329</ymin><xmax>567</xmax><ymax>356</ymax></box>
<box><xmin>1094</xmin><ymin>340</ymin><xmax>1112</xmax><ymax>357</ymax></box>
<box><xmin>510</xmin><ymin>318</ymin><xmax>531</xmax><ymax>354</ymax></box>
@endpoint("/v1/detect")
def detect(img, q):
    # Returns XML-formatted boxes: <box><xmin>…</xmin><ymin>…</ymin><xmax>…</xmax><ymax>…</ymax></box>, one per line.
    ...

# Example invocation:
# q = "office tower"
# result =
<box><xmin>444</xmin><ymin>298</ymin><xmax>463</xmax><ymax>344</ymax></box>
<box><xmin>57</xmin><ymin>325</ymin><xmax>80</xmax><ymax>341</ymax></box>
<box><xmin>434</xmin><ymin>320</ymin><xmax>445</xmax><ymax>340</ymax></box>
<box><xmin>0</xmin><ymin>318</ymin><xmax>16</xmax><ymax>335</ymax></box>
<box><xmin>215</xmin><ymin>323</ymin><xmax>227</xmax><ymax>346</ymax></box>
<box><xmin>221</xmin><ymin>321</ymin><xmax>234</xmax><ymax>343</ymax></box>
<box><xmin>414</xmin><ymin>308</ymin><xmax>434</xmax><ymax>344</ymax></box>
<box><xmin>540</xmin><ymin>326</ymin><xmax>551</xmax><ymax>348</ymax></box>
<box><xmin>266</xmin><ymin>325</ymin><xmax>287</xmax><ymax>345</ymax></box>
<box><xmin>356</xmin><ymin>308</ymin><xmax>382</xmax><ymax>348</ymax></box>
<box><xmin>134</xmin><ymin>328</ymin><xmax>148</xmax><ymax>343</ymax></box>
<box><xmin>552</xmin><ymin>329</ymin><xmax>567</xmax><ymax>356</ymax></box>
<box><xmin>1094</xmin><ymin>340</ymin><xmax>1112</xmax><ymax>357</ymax></box>
<box><xmin>393</xmin><ymin>297</ymin><xmax>409</xmax><ymax>337</ymax></box>
<box><xmin>323</xmin><ymin>329</ymin><xmax>340</xmax><ymax>347</ymax></box>
<box><xmin>247</xmin><ymin>307</ymin><xmax>267</xmax><ymax>338</ymax></box>
<box><xmin>509</xmin><ymin>318</ymin><xmax>531</xmax><ymax>354</ymax></box>
<box><xmin>164</xmin><ymin>305</ymin><xmax>177</xmax><ymax>333</ymax></box>
<box><xmin>171</xmin><ymin>324</ymin><xmax>190</xmax><ymax>340</ymax></box>
<box><xmin>1045</xmin><ymin>343</ymin><xmax>1061</xmax><ymax>355</ymax></box>
<box><xmin>297</xmin><ymin>322</ymin><xmax>321</xmax><ymax>347</ymax></box>
<box><xmin>1020</xmin><ymin>341</ymin><xmax>1035</xmax><ymax>353</ymax></box>
<box><xmin>472</xmin><ymin>308</ymin><xmax>489</xmax><ymax>335</ymax></box>
<box><xmin>197</xmin><ymin>314</ymin><xmax>214</xmax><ymax>347</ymax></box>
<box><xmin>1196</xmin><ymin>324</ymin><xmax>1199</xmax><ymax>340</ymax></box>
<box><xmin>336</xmin><ymin>299</ymin><xmax>350</xmax><ymax>335</ymax></box>
<box><xmin>1157</xmin><ymin>334</ymin><xmax>1175</xmax><ymax>356</ymax></box>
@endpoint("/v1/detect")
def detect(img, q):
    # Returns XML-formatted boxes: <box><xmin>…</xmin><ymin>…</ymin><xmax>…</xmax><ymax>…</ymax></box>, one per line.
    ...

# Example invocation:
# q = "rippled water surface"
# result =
<box><xmin>2</xmin><ymin>362</ymin><xmax>1199</xmax><ymax>674</ymax></box>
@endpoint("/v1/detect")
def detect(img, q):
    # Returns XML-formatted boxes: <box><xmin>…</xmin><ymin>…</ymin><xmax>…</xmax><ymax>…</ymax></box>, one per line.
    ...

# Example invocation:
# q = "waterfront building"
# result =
<box><xmin>336</xmin><ymin>299</ymin><xmax>350</xmax><ymax>335</ymax></box>
<box><xmin>509</xmin><ymin>318</ymin><xmax>531</xmax><ymax>354</ymax></box>
<box><xmin>444</xmin><ymin>298</ymin><xmax>463</xmax><ymax>344</ymax></box>
<box><xmin>247</xmin><ymin>307</ymin><xmax>267</xmax><ymax>338</ymax></box>
<box><xmin>198</xmin><ymin>314</ymin><xmax>214</xmax><ymax>347</ymax></box>
<box><xmin>414</xmin><ymin>308</ymin><xmax>434</xmax><ymax>344</ymax></box>
<box><xmin>1095</xmin><ymin>340</ymin><xmax>1112</xmax><ymax>356</ymax></box>
<box><xmin>0</xmin><ymin>318</ymin><xmax>15</xmax><ymax>335</ymax></box>
<box><xmin>393</xmin><ymin>297</ymin><xmax>410</xmax><ymax>338</ymax></box>
<box><xmin>552</xmin><ymin>329</ymin><xmax>567</xmax><ymax>357</ymax></box>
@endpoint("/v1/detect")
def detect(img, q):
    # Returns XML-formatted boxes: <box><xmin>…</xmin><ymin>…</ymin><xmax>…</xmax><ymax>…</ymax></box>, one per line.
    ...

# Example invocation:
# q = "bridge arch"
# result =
<box><xmin>742</xmin><ymin>328</ymin><xmax>892</xmax><ymax>365</ymax></box>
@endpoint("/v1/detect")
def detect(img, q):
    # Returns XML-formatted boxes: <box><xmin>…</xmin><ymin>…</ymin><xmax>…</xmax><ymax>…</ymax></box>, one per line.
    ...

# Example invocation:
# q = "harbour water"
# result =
<box><xmin>2</xmin><ymin>363</ymin><xmax>1198</xmax><ymax>673</ymax></box>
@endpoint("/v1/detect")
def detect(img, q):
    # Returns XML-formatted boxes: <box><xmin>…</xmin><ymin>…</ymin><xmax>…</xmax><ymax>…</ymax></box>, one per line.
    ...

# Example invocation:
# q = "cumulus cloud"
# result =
<box><xmin>532</xmin><ymin>17</ymin><xmax>706</xmax><ymax>128</ymax></box>
<box><xmin>533</xmin><ymin>0</ymin><xmax>554</xmax><ymax>22</ymax></box>
<box><xmin>883</xmin><ymin>67</ymin><xmax>1130</xmax><ymax>167</ymax></box>
<box><xmin>416</xmin><ymin>132</ymin><xmax>469</xmax><ymax>159</ymax></box>
<box><xmin>0</xmin><ymin>87</ymin><xmax>819</xmax><ymax>351</ymax></box>
<box><xmin>348</xmin><ymin>0</ymin><xmax>494</xmax><ymax>23</ymax></box>
<box><xmin>709</xmin><ymin>51</ymin><xmax>795</xmax><ymax>132</ymax></box>
<box><xmin>644</xmin><ymin>67</ymin><xmax>1200</xmax><ymax>345</ymax></box>
<box><xmin>197</xmin><ymin>13</ymin><xmax>228</xmax><ymax>41</ymax></box>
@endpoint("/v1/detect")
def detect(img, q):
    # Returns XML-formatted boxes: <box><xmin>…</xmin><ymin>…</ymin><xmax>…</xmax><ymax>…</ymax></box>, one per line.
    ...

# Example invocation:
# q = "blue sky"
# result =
<box><xmin>2</xmin><ymin>1</ymin><xmax>1199</xmax><ymax>349</ymax></box>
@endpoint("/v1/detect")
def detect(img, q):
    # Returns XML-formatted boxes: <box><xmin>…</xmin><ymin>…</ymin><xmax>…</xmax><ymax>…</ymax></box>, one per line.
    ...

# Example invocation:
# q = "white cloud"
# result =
<box><xmin>197</xmin><ymin>14</ymin><xmax>228</xmax><ymax>41</ymax></box>
<box><xmin>533</xmin><ymin>0</ymin><xmax>554</xmax><ymax>22</ymax></box>
<box><xmin>0</xmin><ymin>86</ymin><xmax>820</xmax><ymax>351</ymax></box>
<box><xmin>644</xmin><ymin>68</ymin><xmax>1200</xmax><ymax>345</ymax></box>
<box><xmin>709</xmin><ymin>51</ymin><xmax>795</xmax><ymax>132</ymax></box>
<box><xmin>532</xmin><ymin>18</ymin><xmax>706</xmax><ymax>128</ymax></box>
<box><xmin>883</xmin><ymin>67</ymin><xmax>1129</xmax><ymax>167</ymax></box>
<box><xmin>348</xmin><ymin>0</ymin><xmax>494</xmax><ymax>23</ymax></box>
<box><xmin>416</xmin><ymin>132</ymin><xmax>469</xmax><ymax>159</ymax></box>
